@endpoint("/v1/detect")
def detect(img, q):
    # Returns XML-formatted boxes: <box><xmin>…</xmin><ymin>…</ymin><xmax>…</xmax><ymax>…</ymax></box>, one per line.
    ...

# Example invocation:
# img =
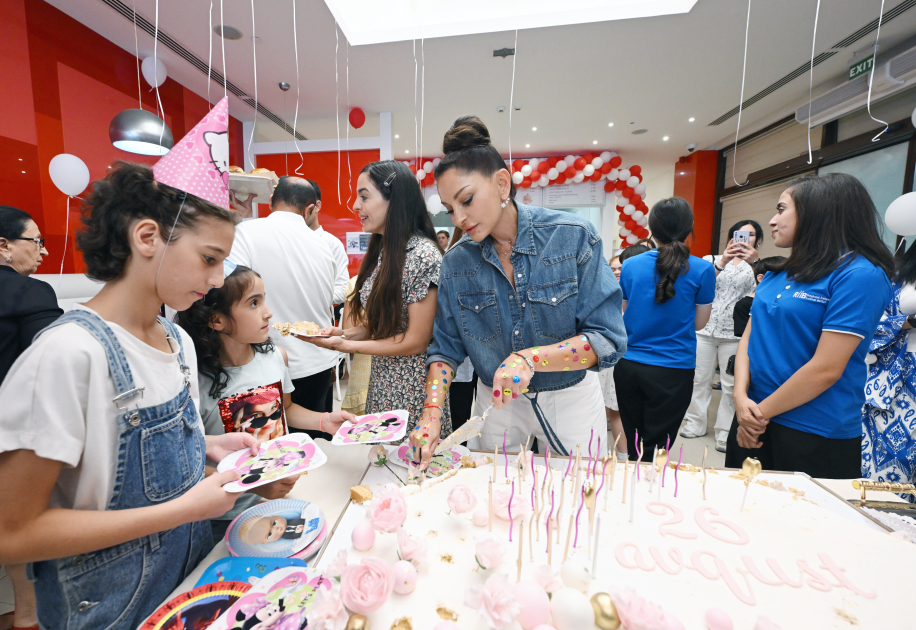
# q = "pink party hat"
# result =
<box><xmin>153</xmin><ymin>96</ymin><xmax>231</xmax><ymax>208</ymax></box>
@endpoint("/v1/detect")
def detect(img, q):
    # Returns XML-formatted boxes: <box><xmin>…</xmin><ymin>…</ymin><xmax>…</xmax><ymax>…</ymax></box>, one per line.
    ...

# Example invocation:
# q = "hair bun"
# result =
<box><xmin>443</xmin><ymin>115</ymin><xmax>491</xmax><ymax>154</ymax></box>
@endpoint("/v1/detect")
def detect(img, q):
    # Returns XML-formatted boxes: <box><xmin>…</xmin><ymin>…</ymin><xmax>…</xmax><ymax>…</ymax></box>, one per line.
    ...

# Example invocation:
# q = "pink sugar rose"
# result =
<box><xmin>533</xmin><ymin>564</ymin><xmax>564</xmax><ymax>594</ymax></box>
<box><xmin>472</xmin><ymin>507</ymin><xmax>489</xmax><ymax>527</ymax></box>
<box><xmin>447</xmin><ymin>484</ymin><xmax>478</xmax><ymax>514</ymax></box>
<box><xmin>340</xmin><ymin>558</ymin><xmax>395</xmax><ymax>615</ymax></box>
<box><xmin>492</xmin><ymin>485</ymin><xmax>531</xmax><ymax>521</ymax></box>
<box><xmin>465</xmin><ymin>573</ymin><xmax>520</xmax><ymax>629</ymax></box>
<box><xmin>475</xmin><ymin>534</ymin><xmax>505</xmax><ymax>570</ymax></box>
<box><xmin>306</xmin><ymin>580</ymin><xmax>348</xmax><ymax>630</ymax></box>
<box><xmin>324</xmin><ymin>549</ymin><xmax>348</xmax><ymax>580</ymax></box>
<box><xmin>369</xmin><ymin>483</ymin><xmax>407</xmax><ymax>533</ymax></box>
<box><xmin>397</xmin><ymin>527</ymin><xmax>428</xmax><ymax>569</ymax></box>
<box><xmin>611</xmin><ymin>588</ymin><xmax>668</xmax><ymax>630</ymax></box>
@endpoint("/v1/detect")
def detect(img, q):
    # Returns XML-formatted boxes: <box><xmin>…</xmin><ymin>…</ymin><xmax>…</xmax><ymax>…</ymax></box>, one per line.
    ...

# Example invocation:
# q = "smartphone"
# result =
<box><xmin>734</xmin><ymin>230</ymin><xmax>751</xmax><ymax>246</ymax></box>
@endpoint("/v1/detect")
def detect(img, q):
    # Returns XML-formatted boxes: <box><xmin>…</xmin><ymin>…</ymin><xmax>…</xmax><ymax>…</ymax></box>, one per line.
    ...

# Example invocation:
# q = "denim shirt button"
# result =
<box><xmin>475</xmin><ymin>306</ymin><xmax>479</xmax><ymax>311</ymax></box>
<box><xmin>517</xmin><ymin>273</ymin><xmax>523</xmax><ymax>277</ymax></box>
<box><xmin>522</xmin><ymin>303</ymin><xmax>526</xmax><ymax>307</ymax></box>
<box><xmin>509</xmin><ymin>295</ymin><xmax>514</xmax><ymax>299</ymax></box>
<box><xmin>77</xmin><ymin>601</ymin><xmax>92</xmax><ymax>613</ymax></box>
<box><xmin>129</xmin><ymin>413</ymin><xmax>141</xmax><ymax>426</ymax></box>
<box><xmin>514</xmin><ymin>331</ymin><xmax>519</xmax><ymax>335</ymax></box>
<box><xmin>73</xmin><ymin>555</ymin><xmax>84</xmax><ymax>566</ymax></box>
<box><xmin>552</xmin><ymin>298</ymin><xmax>557</xmax><ymax>302</ymax></box>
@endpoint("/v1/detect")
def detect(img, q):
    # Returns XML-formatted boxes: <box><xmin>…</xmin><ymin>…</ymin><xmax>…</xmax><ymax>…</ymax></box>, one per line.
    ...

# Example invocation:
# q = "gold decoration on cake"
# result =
<box><xmin>439</xmin><ymin>552</ymin><xmax>454</xmax><ymax>563</ymax></box>
<box><xmin>460</xmin><ymin>456</ymin><xmax>477</xmax><ymax>468</ymax></box>
<box><xmin>272</xmin><ymin>321</ymin><xmax>320</xmax><ymax>336</ymax></box>
<box><xmin>740</xmin><ymin>457</ymin><xmax>762</xmax><ymax>511</ymax></box>
<box><xmin>590</xmin><ymin>592</ymin><xmax>621</xmax><ymax>630</ymax></box>
<box><xmin>851</xmin><ymin>479</ymin><xmax>916</xmax><ymax>506</ymax></box>
<box><xmin>435</xmin><ymin>606</ymin><xmax>458</xmax><ymax>621</ymax></box>
<box><xmin>350</xmin><ymin>485</ymin><xmax>373</xmax><ymax>504</ymax></box>
<box><xmin>346</xmin><ymin>614</ymin><xmax>369</xmax><ymax>630</ymax></box>
<box><xmin>389</xmin><ymin>617</ymin><xmax>412</xmax><ymax>630</ymax></box>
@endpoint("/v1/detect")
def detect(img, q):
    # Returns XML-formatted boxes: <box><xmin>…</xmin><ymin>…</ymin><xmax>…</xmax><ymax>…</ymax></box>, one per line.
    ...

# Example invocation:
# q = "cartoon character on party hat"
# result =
<box><xmin>152</xmin><ymin>96</ymin><xmax>231</xmax><ymax>209</ymax></box>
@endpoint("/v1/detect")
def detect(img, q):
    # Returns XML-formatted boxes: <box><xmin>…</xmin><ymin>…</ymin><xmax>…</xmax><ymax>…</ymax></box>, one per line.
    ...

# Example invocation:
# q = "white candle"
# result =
<box><xmin>628</xmin><ymin>464</ymin><xmax>637</xmax><ymax>523</ymax></box>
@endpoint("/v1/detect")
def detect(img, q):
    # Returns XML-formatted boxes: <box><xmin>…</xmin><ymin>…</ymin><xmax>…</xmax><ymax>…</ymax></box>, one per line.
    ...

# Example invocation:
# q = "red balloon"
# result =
<box><xmin>521</xmin><ymin>178</ymin><xmax>531</xmax><ymax>188</ymax></box>
<box><xmin>630</xmin><ymin>165</ymin><xmax>642</xmax><ymax>176</ymax></box>
<box><xmin>564</xmin><ymin>166</ymin><xmax>577</xmax><ymax>178</ymax></box>
<box><xmin>600</xmin><ymin>163</ymin><xmax>613</xmax><ymax>174</ymax></box>
<box><xmin>584</xmin><ymin>153</ymin><xmax>596</xmax><ymax>164</ymax></box>
<box><xmin>610</xmin><ymin>156</ymin><xmax>623</xmax><ymax>168</ymax></box>
<box><xmin>615</xmin><ymin>180</ymin><xmax>626</xmax><ymax>191</ymax></box>
<box><xmin>423</xmin><ymin>174</ymin><xmax>435</xmax><ymax>188</ymax></box>
<box><xmin>574</xmin><ymin>157</ymin><xmax>587</xmax><ymax>170</ymax></box>
<box><xmin>624</xmin><ymin>187</ymin><xmax>636</xmax><ymax>197</ymax></box>
<box><xmin>556</xmin><ymin>174</ymin><xmax>567</xmax><ymax>185</ymax></box>
<box><xmin>530</xmin><ymin>170</ymin><xmax>541</xmax><ymax>182</ymax></box>
<box><xmin>538</xmin><ymin>161</ymin><xmax>551</xmax><ymax>174</ymax></box>
<box><xmin>548</xmin><ymin>156</ymin><xmax>560</xmax><ymax>167</ymax></box>
<box><xmin>348</xmin><ymin>107</ymin><xmax>366</xmax><ymax>129</ymax></box>
<box><xmin>512</xmin><ymin>159</ymin><xmax>525</xmax><ymax>172</ymax></box>
<box><xmin>589</xmin><ymin>172</ymin><xmax>601</xmax><ymax>182</ymax></box>
<box><xmin>604</xmin><ymin>181</ymin><xmax>615</xmax><ymax>193</ymax></box>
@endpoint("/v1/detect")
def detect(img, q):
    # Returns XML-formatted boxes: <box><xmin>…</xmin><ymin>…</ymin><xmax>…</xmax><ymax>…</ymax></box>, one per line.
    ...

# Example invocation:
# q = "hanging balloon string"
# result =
<box><xmin>335</xmin><ymin>21</ymin><xmax>341</xmax><ymax>205</ymax></box>
<box><xmin>508</xmin><ymin>28</ymin><xmax>518</xmax><ymax>168</ymax></box>
<box><xmin>284</xmin><ymin>88</ymin><xmax>289</xmax><ymax>176</ymax></box>
<box><xmin>132</xmin><ymin>0</ymin><xmax>142</xmax><ymax>110</ymax></box>
<box><xmin>220</xmin><ymin>0</ymin><xmax>227</xmax><ymax>99</ymax></box>
<box><xmin>207</xmin><ymin>0</ymin><xmax>213</xmax><ymax>109</ymax></box>
<box><xmin>58</xmin><ymin>196</ymin><xmax>72</xmax><ymax>291</ymax></box>
<box><xmin>156</xmin><ymin>193</ymin><xmax>188</xmax><ymax>288</ymax></box>
<box><xmin>866</xmin><ymin>0</ymin><xmax>889</xmax><ymax>142</ymax></box>
<box><xmin>413</xmin><ymin>39</ymin><xmax>418</xmax><ymax>161</ymax></box>
<box><xmin>153</xmin><ymin>0</ymin><xmax>166</xmax><ymax>147</ymax></box>
<box><xmin>731</xmin><ymin>0</ymin><xmax>752</xmax><ymax>187</ymax></box>
<box><xmin>345</xmin><ymin>35</ymin><xmax>352</xmax><ymax>210</ymax></box>
<box><xmin>246</xmin><ymin>0</ymin><xmax>259</xmax><ymax>172</ymax></box>
<box><xmin>292</xmin><ymin>0</ymin><xmax>304</xmax><ymax>175</ymax></box>
<box><xmin>804</xmin><ymin>0</ymin><xmax>821</xmax><ymax>165</ymax></box>
<box><xmin>420</xmin><ymin>37</ymin><xmax>425</xmax><ymax>174</ymax></box>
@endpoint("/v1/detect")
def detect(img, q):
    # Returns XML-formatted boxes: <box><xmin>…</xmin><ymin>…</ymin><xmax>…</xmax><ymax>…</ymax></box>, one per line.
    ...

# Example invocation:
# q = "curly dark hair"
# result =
<box><xmin>76</xmin><ymin>161</ymin><xmax>238</xmax><ymax>281</ymax></box>
<box><xmin>176</xmin><ymin>265</ymin><xmax>274</xmax><ymax>399</ymax></box>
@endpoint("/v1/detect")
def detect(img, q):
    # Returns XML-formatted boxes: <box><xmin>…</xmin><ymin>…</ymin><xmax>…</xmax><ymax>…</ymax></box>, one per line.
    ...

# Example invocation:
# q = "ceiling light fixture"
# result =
<box><xmin>680</xmin><ymin>171</ymin><xmax>685</xmax><ymax>175</ymax></box>
<box><xmin>608</xmin><ymin>122</ymin><xmax>614</xmax><ymax>127</ymax></box>
<box><xmin>213</xmin><ymin>25</ymin><xmax>243</xmax><ymax>40</ymax></box>
<box><xmin>663</xmin><ymin>136</ymin><xmax>669</xmax><ymax>141</ymax></box>
<box><xmin>110</xmin><ymin>109</ymin><xmax>175</xmax><ymax>156</ymax></box>
<box><xmin>688</xmin><ymin>117</ymin><xmax>695</xmax><ymax>122</ymax></box>
<box><xmin>532</xmin><ymin>127</ymin><xmax>537</xmax><ymax>131</ymax></box>
<box><xmin>592</xmin><ymin>140</ymin><xmax>598</xmax><ymax>144</ymax></box>
<box><xmin>395</xmin><ymin>134</ymin><xmax>399</xmax><ymax>138</ymax></box>
<box><xmin>405</xmin><ymin>150</ymin><xmax>410</xmax><ymax>153</ymax></box>
<box><xmin>525</xmin><ymin>144</ymin><xmax>530</xmax><ymax>148</ymax></box>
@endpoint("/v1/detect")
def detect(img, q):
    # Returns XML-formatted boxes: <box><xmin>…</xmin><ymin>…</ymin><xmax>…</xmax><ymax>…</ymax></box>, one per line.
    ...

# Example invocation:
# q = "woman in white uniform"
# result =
<box><xmin>407</xmin><ymin>116</ymin><xmax>627</xmax><ymax>467</ymax></box>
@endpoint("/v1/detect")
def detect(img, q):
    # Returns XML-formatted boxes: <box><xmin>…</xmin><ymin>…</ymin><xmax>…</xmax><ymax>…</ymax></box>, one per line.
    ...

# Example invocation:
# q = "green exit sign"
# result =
<box><xmin>849</xmin><ymin>55</ymin><xmax>874</xmax><ymax>81</ymax></box>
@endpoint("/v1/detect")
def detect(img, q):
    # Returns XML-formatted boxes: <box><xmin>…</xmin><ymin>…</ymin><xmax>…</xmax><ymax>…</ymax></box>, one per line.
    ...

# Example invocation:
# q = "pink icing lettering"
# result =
<box><xmin>795</xmin><ymin>560</ymin><xmax>833</xmax><ymax>593</ymax></box>
<box><xmin>817</xmin><ymin>553</ymin><xmax>877</xmax><ymax>599</ymax></box>
<box><xmin>694</xmin><ymin>506</ymin><xmax>750</xmax><ymax>545</ymax></box>
<box><xmin>648</xmin><ymin>546</ymin><xmax>684</xmax><ymax>575</ymax></box>
<box><xmin>615</xmin><ymin>542</ymin><xmax>657</xmax><ymax>572</ymax></box>
<box><xmin>737</xmin><ymin>556</ymin><xmax>785</xmax><ymax>587</ymax></box>
<box><xmin>764</xmin><ymin>558</ymin><xmax>803</xmax><ymax>588</ymax></box>
<box><xmin>646</xmin><ymin>501</ymin><xmax>698</xmax><ymax>539</ymax></box>
<box><xmin>689</xmin><ymin>551</ymin><xmax>757</xmax><ymax>606</ymax></box>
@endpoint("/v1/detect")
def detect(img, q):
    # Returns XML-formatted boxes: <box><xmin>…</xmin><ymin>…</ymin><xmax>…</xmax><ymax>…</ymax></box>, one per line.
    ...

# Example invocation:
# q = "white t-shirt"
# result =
<box><xmin>0</xmin><ymin>304</ymin><xmax>203</xmax><ymax>512</ymax></box>
<box><xmin>315</xmin><ymin>225</ymin><xmax>351</xmax><ymax>305</ymax></box>
<box><xmin>230</xmin><ymin>212</ymin><xmax>337</xmax><ymax>380</ymax></box>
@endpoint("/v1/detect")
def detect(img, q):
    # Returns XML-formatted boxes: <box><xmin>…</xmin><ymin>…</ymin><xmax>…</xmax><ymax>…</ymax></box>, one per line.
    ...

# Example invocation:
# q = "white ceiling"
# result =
<box><xmin>45</xmin><ymin>0</ymin><xmax>916</xmax><ymax>184</ymax></box>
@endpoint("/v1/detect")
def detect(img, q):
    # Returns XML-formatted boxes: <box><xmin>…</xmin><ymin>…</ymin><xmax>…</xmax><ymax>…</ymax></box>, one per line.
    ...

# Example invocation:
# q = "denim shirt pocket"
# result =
<box><xmin>458</xmin><ymin>290</ymin><xmax>501</xmax><ymax>343</ymax></box>
<box><xmin>139</xmin><ymin>407</ymin><xmax>203</xmax><ymax>503</ymax></box>
<box><xmin>527</xmin><ymin>279</ymin><xmax>578</xmax><ymax>342</ymax></box>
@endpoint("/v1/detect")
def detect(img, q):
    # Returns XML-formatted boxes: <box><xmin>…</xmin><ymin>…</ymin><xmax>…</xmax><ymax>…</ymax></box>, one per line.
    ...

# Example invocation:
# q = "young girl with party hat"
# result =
<box><xmin>0</xmin><ymin>99</ymin><xmax>261</xmax><ymax>630</ymax></box>
<box><xmin>176</xmin><ymin>264</ymin><xmax>354</xmax><ymax>542</ymax></box>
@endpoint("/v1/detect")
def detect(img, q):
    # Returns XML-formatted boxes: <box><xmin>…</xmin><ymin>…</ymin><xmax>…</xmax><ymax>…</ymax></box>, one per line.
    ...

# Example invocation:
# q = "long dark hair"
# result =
<box><xmin>347</xmin><ymin>160</ymin><xmax>438</xmax><ymax>340</ymax></box>
<box><xmin>782</xmin><ymin>174</ymin><xmax>894</xmax><ymax>283</ymax></box>
<box><xmin>648</xmin><ymin>197</ymin><xmax>694</xmax><ymax>304</ymax></box>
<box><xmin>725</xmin><ymin>219</ymin><xmax>764</xmax><ymax>248</ymax></box>
<box><xmin>176</xmin><ymin>266</ymin><xmax>273</xmax><ymax>398</ymax></box>
<box><xmin>434</xmin><ymin>115</ymin><xmax>516</xmax><ymax>200</ymax></box>
<box><xmin>896</xmin><ymin>242</ymin><xmax>916</xmax><ymax>286</ymax></box>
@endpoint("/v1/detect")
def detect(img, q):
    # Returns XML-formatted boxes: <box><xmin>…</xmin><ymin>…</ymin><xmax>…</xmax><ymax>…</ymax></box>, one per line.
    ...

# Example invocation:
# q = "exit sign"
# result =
<box><xmin>849</xmin><ymin>55</ymin><xmax>874</xmax><ymax>81</ymax></box>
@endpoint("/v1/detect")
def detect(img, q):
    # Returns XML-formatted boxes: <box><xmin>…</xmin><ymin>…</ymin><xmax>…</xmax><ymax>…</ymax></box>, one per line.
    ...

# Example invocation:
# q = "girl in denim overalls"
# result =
<box><xmin>0</xmin><ymin>163</ymin><xmax>258</xmax><ymax>630</ymax></box>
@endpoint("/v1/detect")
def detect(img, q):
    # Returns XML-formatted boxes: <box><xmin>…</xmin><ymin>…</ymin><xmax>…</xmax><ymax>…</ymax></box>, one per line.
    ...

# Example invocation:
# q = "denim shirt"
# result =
<box><xmin>426</xmin><ymin>204</ymin><xmax>626</xmax><ymax>393</ymax></box>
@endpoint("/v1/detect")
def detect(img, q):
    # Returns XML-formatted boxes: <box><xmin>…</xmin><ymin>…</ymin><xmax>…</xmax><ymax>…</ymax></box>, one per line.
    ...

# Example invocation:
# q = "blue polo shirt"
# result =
<box><xmin>620</xmin><ymin>250</ymin><xmax>716</xmax><ymax>369</ymax></box>
<box><xmin>747</xmin><ymin>256</ymin><xmax>892</xmax><ymax>439</ymax></box>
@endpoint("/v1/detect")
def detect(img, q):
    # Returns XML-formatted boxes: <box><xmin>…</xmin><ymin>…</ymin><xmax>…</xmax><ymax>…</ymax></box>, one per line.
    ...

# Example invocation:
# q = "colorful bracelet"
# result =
<box><xmin>512</xmin><ymin>352</ymin><xmax>535</xmax><ymax>372</ymax></box>
<box><xmin>423</xmin><ymin>404</ymin><xmax>443</xmax><ymax>411</ymax></box>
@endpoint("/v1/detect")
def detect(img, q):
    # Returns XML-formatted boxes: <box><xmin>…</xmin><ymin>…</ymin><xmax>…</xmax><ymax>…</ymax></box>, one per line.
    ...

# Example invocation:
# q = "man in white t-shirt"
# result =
<box><xmin>229</xmin><ymin>177</ymin><xmax>338</xmax><ymax>417</ymax></box>
<box><xmin>304</xmin><ymin>179</ymin><xmax>350</xmax><ymax>305</ymax></box>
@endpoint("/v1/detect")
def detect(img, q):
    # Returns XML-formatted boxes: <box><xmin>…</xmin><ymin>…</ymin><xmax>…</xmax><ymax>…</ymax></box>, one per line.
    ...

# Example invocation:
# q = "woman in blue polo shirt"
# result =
<box><xmin>729</xmin><ymin>173</ymin><xmax>894</xmax><ymax>478</ymax></box>
<box><xmin>615</xmin><ymin>197</ymin><xmax>716</xmax><ymax>457</ymax></box>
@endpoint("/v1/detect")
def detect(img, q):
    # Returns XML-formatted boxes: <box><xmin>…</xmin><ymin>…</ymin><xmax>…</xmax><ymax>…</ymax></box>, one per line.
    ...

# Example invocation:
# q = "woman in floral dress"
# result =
<box><xmin>305</xmin><ymin>160</ymin><xmax>450</xmax><ymax>437</ymax></box>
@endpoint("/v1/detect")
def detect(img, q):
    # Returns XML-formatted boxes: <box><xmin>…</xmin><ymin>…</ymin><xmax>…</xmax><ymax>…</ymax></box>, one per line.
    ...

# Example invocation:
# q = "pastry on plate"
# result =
<box><xmin>272</xmin><ymin>321</ymin><xmax>320</xmax><ymax>336</ymax></box>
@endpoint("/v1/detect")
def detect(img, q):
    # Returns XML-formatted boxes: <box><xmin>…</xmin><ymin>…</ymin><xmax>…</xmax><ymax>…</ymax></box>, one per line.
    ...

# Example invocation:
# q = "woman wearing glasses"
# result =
<box><xmin>0</xmin><ymin>206</ymin><xmax>61</xmax><ymax>630</ymax></box>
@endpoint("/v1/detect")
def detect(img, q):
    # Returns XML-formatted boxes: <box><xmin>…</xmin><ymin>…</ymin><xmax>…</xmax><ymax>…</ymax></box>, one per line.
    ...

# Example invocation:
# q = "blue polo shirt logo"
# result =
<box><xmin>792</xmin><ymin>291</ymin><xmax>829</xmax><ymax>305</ymax></box>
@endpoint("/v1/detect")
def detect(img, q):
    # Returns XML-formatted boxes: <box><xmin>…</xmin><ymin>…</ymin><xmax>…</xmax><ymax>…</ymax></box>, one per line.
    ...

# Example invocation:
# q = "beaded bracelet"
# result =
<box><xmin>512</xmin><ymin>352</ymin><xmax>535</xmax><ymax>372</ymax></box>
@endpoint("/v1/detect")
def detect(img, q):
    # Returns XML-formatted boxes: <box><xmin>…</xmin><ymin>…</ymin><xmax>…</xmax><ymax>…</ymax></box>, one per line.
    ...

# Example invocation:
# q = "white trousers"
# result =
<box><xmin>682</xmin><ymin>333</ymin><xmax>738</xmax><ymax>442</ymax></box>
<box><xmin>468</xmin><ymin>371</ymin><xmax>607</xmax><ymax>458</ymax></box>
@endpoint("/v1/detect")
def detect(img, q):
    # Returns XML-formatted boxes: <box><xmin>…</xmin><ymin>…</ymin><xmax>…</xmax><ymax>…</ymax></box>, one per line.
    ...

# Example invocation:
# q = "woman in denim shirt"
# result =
<box><xmin>408</xmin><ymin>116</ymin><xmax>627</xmax><ymax>468</ymax></box>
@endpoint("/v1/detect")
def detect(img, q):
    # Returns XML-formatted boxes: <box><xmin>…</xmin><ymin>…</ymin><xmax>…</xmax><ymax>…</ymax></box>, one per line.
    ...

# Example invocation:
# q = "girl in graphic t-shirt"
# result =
<box><xmin>0</xmin><ymin>162</ymin><xmax>261</xmax><ymax>630</ymax></box>
<box><xmin>177</xmin><ymin>265</ymin><xmax>355</xmax><ymax>541</ymax></box>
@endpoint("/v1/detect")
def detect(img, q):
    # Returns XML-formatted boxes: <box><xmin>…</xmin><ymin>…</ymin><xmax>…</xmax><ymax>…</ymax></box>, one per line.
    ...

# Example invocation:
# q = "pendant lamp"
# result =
<box><xmin>109</xmin><ymin>109</ymin><xmax>174</xmax><ymax>156</ymax></box>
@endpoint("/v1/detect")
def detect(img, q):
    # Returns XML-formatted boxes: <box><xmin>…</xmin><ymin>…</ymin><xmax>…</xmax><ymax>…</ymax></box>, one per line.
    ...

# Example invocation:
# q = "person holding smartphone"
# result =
<box><xmin>681</xmin><ymin>221</ymin><xmax>762</xmax><ymax>452</ymax></box>
<box><xmin>728</xmin><ymin>174</ymin><xmax>894</xmax><ymax>478</ymax></box>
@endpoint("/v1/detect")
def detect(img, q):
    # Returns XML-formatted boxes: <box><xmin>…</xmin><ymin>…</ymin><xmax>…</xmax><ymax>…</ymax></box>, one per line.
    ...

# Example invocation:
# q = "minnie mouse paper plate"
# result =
<box><xmin>331</xmin><ymin>410</ymin><xmax>408</xmax><ymax>445</ymax></box>
<box><xmin>387</xmin><ymin>444</ymin><xmax>470</xmax><ymax>476</ymax></box>
<box><xmin>216</xmin><ymin>433</ymin><xmax>327</xmax><ymax>493</ymax></box>
<box><xmin>225</xmin><ymin>499</ymin><xmax>326</xmax><ymax>559</ymax></box>
<box><xmin>139</xmin><ymin>581</ymin><xmax>251</xmax><ymax>630</ymax></box>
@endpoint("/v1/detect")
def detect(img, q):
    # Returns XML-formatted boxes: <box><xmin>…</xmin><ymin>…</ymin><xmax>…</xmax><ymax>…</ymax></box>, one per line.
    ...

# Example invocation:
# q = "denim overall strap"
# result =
<box><xmin>159</xmin><ymin>316</ymin><xmax>192</xmax><ymax>391</ymax></box>
<box><xmin>29</xmin><ymin>311</ymin><xmax>212</xmax><ymax>630</ymax></box>
<box><xmin>523</xmin><ymin>392</ymin><xmax>569</xmax><ymax>457</ymax></box>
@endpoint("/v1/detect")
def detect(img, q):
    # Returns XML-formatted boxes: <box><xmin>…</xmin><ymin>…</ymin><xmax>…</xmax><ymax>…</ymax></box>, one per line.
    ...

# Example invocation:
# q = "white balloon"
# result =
<box><xmin>620</xmin><ymin>228</ymin><xmax>631</xmax><ymax>237</ymax></box>
<box><xmin>617</xmin><ymin>218</ymin><xmax>627</xmax><ymax>226</ymax></box>
<box><xmin>572</xmin><ymin>172</ymin><xmax>585</xmax><ymax>183</ymax></box>
<box><xmin>632</xmin><ymin>210</ymin><xmax>645</xmax><ymax>220</ymax></box>
<box><xmin>528</xmin><ymin>159</ymin><xmax>539</xmax><ymax>170</ymax></box>
<box><xmin>564</xmin><ymin>155</ymin><xmax>576</xmax><ymax>165</ymax></box>
<box><xmin>416</xmin><ymin>169</ymin><xmax>426</xmax><ymax>181</ymax></box>
<box><xmin>592</xmin><ymin>157</ymin><xmax>603</xmax><ymax>169</ymax></box>
<box><xmin>627</xmin><ymin>176</ymin><xmax>640</xmax><ymax>188</ymax></box>
<box><xmin>615</xmin><ymin>189</ymin><xmax>625</xmax><ymax>199</ymax></box>
<box><xmin>48</xmin><ymin>154</ymin><xmax>90</xmax><ymax>197</ymax></box>
<box><xmin>616</xmin><ymin>198</ymin><xmax>627</xmax><ymax>208</ymax></box>
<box><xmin>432</xmin><ymin>157</ymin><xmax>441</xmax><ymax>167</ymax></box>
<box><xmin>635</xmin><ymin>183</ymin><xmax>647</xmax><ymax>195</ymax></box>
<box><xmin>521</xmin><ymin>165</ymin><xmax>532</xmax><ymax>177</ymax></box>
<box><xmin>556</xmin><ymin>160</ymin><xmax>567</xmax><ymax>172</ymax></box>
<box><xmin>637</xmin><ymin>216</ymin><xmax>648</xmax><ymax>226</ymax></box>
<box><xmin>547</xmin><ymin>167</ymin><xmax>559</xmax><ymax>180</ymax></box>
<box><xmin>426</xmin><ymin>194</ymin><xmax>445</xmax><ymax>215</ymax></box>
<box><xmin>885</xmin><ymin>192</ymin><xmax>916</xmax><ymax>236</ymax></box>
<box><xmin>609</xmin><ymin>168</ymin><xmax>619</xmax><ymax>180</ymax></box>
<box><xmin>141</xmin><ymin>56</ymin><xmax>167</xmax><ymax>88</ymax></box>
<box><xmin>600</xmin><ymin>151</ymin><xmax>612</xmax><ymax>162</ymax></box>
<box><xmin>618</xmin><ymin>168</ymin><xmax>631</xmax><ymax>180</ymax></box>
<box><xmin>583</xmin><ymin>165</ymin><xmax>595</xmax><ymax>176</ymax></box>
<box><xmin>599</xmin><ymin>172</ymin><xmax>607</xmax><ymax>181</ymax></box>
<box><xmin>423</xmin><ymin>161</ymin><xmax>433</xmax><ymax>171</ymax></box>
<box><xmin>623</xmin><ymin>204</ymin><xmax>635</xmax><ymax>216</ymax></box>
<box><xmin>626</xmin><ymin>234</ymin><xmax>638</xmax><ymax>244</ymax></box>
<box><xmin>512</xmin><ymin>171</ymin><xmax>524</xmax><ymax>185</ymax></box>
<box><xmin>640</xmin><ymin>192</ymin><xmax>647</xmax><ymax>199</ymax></box>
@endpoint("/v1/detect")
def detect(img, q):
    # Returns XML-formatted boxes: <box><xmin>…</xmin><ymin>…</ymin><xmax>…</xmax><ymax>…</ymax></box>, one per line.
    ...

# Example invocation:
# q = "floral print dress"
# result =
<box><xmin>361</xmin><ymin>235</ymin><xmax>451</xmax><ymax>437</ymax></box>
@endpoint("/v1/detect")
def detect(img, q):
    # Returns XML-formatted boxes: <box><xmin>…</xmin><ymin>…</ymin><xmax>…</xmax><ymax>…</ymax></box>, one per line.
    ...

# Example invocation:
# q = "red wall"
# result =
<box><xmin>256</xmin><ymin>150</ymin><xmax>381</xmax><ymax>278</ymax></box>
<box><xmin>0</xmin><ymin>0</ymin><xmax>244</xmax><ymax>274</ymax></box>
<box><xmin>673</xmin><ymin>150</ymin><xmax>719</xmax><ymax>257</ymax></box>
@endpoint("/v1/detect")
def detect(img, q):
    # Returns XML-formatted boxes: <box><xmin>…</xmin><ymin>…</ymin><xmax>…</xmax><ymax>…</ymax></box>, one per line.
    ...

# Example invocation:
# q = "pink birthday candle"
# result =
<box><xmin>531</xmin><ymin>479</ymin><xmax>536</xmax><ymax>510</ymax></box>
<box><xmin>547</xmin><ymin>489</ymin><xmax>555</xmax><ymax>547</ymax></box>
<box><xmin>596</xmin><ymin>456</ymin><xmax>610</xmax><ymax>497</ymax></box>
<box><xmin>661</xmin><ymin>438</ymin><xmax>671</xmax><ymax>487</ymax></box>
<box><xmin>634</xmin><ymin>429</ymin><xmax>639</xmax><ymax>479</ymax></box>
<box><xmin>635</xmin><ymin>439</ymin><xmax>643</xmax><ymax>481</ymax></box>
<box><xmin>508</xmin><ymin>480</ymin><xmax>515</xmax><ymax>541</ymax></box>
<box><xmin>587</xmin><ymin>429</ymin><xmax>594</xmax><ymax>479</ymax></box>
<box><xmin>674</xmin><ymin>446</ymin><xmax>683</xmax><ymax>498</ymax></box>
<box><xmin>503</xmin><ymin>430</ymin><xmax>508</xmax><ymax>479</ymax></box>
<box><xmin>593</xmin><ymin>437</ymin><xmax>601</xmax><ymax>479</ymax></box>
<box><xmin>543</xmin><ymin>444</ymin><xmax>550</xmax><ymax>470</ymax></box>
<box><xmin>564</xmin><ymin>451</ymin><xmax>572</xmax><ymax>481</ymax></box>
<box><xmin>574</xmin><ymin>485</ymin><xmax>586</xmax><ymax>547</ymax></box>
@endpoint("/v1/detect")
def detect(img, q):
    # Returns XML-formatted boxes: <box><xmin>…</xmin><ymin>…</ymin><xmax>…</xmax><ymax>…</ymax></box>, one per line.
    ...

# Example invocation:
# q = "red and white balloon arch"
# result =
<box><xmin>402</xmin><ymin>150</ymin><xmax>650</xmax><ymax>247</ymax></box>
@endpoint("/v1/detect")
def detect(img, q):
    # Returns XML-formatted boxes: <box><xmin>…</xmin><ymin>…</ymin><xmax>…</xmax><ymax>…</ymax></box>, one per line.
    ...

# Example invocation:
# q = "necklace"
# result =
<box><xmin>493</xmin><ymin>236</ymin><xmax>516</xmax><ymax>260</ymax></box>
